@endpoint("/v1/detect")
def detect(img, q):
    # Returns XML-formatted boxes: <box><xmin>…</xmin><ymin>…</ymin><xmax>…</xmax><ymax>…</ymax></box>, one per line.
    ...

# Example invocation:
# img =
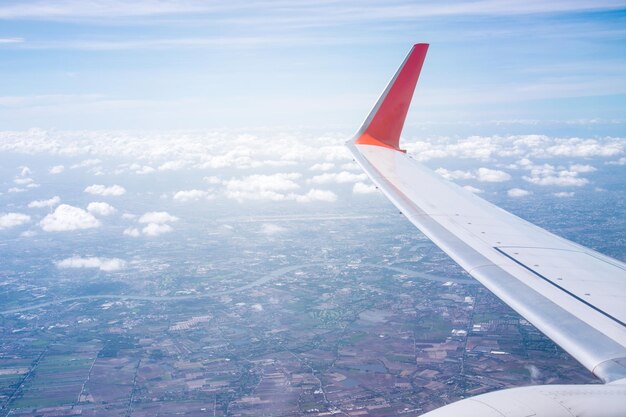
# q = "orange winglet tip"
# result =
<box><xmin>353</xmin><ymin>43</ymin><xmax>428</xmax><ymax>151</ymax></box>
<box><xmin>355</xmin><ymin>133</ymin><xmax>406</xmax><ymax>152</ymax></box>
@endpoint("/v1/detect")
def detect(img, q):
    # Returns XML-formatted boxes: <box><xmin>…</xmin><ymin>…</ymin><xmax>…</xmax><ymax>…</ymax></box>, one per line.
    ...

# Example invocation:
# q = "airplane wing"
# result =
<box><xmin>347</xmin><ymin>44</ymin><xmax>626</xmax><ymax>416</ymax></box>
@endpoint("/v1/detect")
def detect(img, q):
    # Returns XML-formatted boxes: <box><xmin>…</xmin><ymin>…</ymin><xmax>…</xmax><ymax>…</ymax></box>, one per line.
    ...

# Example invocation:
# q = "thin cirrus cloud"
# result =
<box><xmin>56</xmin><ymin>256</ymin><xmax>126</xmax><ymax>272</ymax></box>
<box><xmin>0</xmin><ymin>1</ymin><xmax>623</xmax><ymax>21</ymax></box>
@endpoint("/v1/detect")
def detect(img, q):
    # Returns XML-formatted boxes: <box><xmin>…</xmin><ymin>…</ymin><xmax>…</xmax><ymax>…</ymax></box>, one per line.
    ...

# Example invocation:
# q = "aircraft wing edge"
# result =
<box><xmin>347</xmin><ymin>140</ymin><xmax>626</xmax><ymax>383</ymax></box>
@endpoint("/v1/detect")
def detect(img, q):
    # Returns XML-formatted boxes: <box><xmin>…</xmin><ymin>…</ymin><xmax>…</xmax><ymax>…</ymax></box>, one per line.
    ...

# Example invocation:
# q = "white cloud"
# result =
<box><xmin>138</xmin><ymin>211</ymin><xmax>178</xmax><ymax>224</ymax></box>
<box><xmin>14</xmin><ymin>177</ymin><xmax>34</xmax><ymax>185</ymax></box>
<box><xmin>49</xmin><ymin>165</ymin><xmax>65</xmax><ymax>174</ymax></box>
<box><xmin>554</xmin><ymin>191</ymin><xmax>575</xmax><ymax>198</ymax></box>
<box><xmin>522</xmin><ymin>164</ymin><xmax>589</xmax><ymax>186</ymax></box>
<box><xmin>84</xmin><ymin>184</ymin><xmax>126</xmax><ymax>196</ymax></box>
<box><xmin>260</xmin><ymin>223</ymin><xmax>287</xmax><ymax>235</ymax></box>
<box><xmin>87</xmin><ymin>202</ymin><xmax>117</xmax><ymax>216</ymax></box>
<box><xmin>19</xmin><ymin>166</ymin><xmax>32</xmax><ymax>177</ymax></box>
<box><xmin>463</xmin><ymin>185</ymin><xmax>483</xmax><ymax>194</ymax></box>
<box><xmin>569</xmin><ymin>164</ymin><xmax>596</xmax><ymax>173</ymax></box>
<box><xmin>173</xmin><ymin>189</ymin><xmax>210</xmax><ymax>202</ymax></box>
<box><xmin>40</xmin><ymin>204</ymin><xmax>101</xmax><ymax>232</ymax></box>
<box><xmin>203</xmin><ymin>176</ymin><xmax>221</xmax><ymax>184</ymax></box>
<box><xmin>310</xmin><ymin>162</ymin><xmax>335</xmax><ymax>171</ymax></box>
<box><xmin>224</xmin><ymin>173</ymin><xmax>301</xmax><ymax>201</ymax></box>
<box><xmin>158</xmin><ymin>160</ymin><xmax>188</xmax><ymax>171</ymax></box>
<box><xmin>476</xmin><ymin>167</ymin><xmax>511</xmax><ymax>182</ymax></box>
<box><xmin>142</xmin><ymin>223</ymin><xmax>173</xmax><ymax>236</ymax></box>
<box><xmin>132</xmin><ymin>164</ymin><xmax>155</xmax><ymax>174</ymax></box>
<box><xmin>56</xmin><ymin>256</ymin><xmax>126</xmax><ymax>272</ymax></box>
<box><xmin>544</xmin><ymin>139</ymin><xmax>623</xmax><ymax>157</ymax></box>
<box><xmin>1</xmin><ymin>131</ymin><xmax>622</xmax><ymax>171</ymax></box>
<box><xmin>28</xmin><ymin>196</ymin><xmax>61</xmax><ymax>208</ymax></box>
<box><xmin>507</xmin><ymin>188</ymin><xmax>531</xmax><ymax>197</ymax></box>
<box><xmin>352</xmin><ymin>182</ymin><xmax>377</xmax><ymax>194</ymax></box>
<box><xmin>0</xmin><ymin>212</ymin><xmax>31</xmax><ymax>229</ymax></box>
<box><xmin>435</xmin><ymin>168</ymin><xmax>474</xmax><ymax>180</ymax></box>
<box><xmin>8</xmin><ymin>187</ymin><xmax>26</xmax><ymax>193</ymax></box>
<box><xmin>123</xmin><ymin>227</ymin><xmax>141</xmax><ymax>237</ymax></box>
<box><xmin>309</xmin><ymin>171</ymin><xmax>366</xmax><ymax>184</ymax></box>
<box><xmin>294</xmin><ymin>189</ymin><xmax>337</xmax><ymax>203</ymax></box>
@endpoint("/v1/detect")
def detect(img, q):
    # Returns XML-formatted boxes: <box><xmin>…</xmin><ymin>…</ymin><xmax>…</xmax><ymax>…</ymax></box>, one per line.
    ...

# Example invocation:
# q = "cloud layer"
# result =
<box><xmin>56</xmin><ymin>256</ymin><xmax>126</xmax><ymax>272</ymax></box>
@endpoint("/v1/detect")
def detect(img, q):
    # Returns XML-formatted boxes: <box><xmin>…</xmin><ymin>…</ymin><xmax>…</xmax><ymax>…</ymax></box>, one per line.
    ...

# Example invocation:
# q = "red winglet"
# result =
<box><xmin>354</xmin><ymin>43</ymin><xmax>428</xmax><ymax>151</ymax></box>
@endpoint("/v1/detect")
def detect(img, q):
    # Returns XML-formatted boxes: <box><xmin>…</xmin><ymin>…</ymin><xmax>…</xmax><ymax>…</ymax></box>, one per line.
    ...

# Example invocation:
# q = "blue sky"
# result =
<box><xmin>1</xmin><ymin>1</ymin><xmax>625</xmax><ymax>135</ymax></box>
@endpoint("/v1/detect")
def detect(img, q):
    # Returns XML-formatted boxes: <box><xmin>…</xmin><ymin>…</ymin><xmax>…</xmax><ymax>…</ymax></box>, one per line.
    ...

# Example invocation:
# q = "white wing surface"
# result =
<box><xmin>347</xmin><ymin>44</ymin><xmax>626</xmax><ymax>384</ymax></box>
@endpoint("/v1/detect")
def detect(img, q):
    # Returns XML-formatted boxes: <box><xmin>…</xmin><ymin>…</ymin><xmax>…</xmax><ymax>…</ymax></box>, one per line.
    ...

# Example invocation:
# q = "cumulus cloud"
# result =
<box><xmin>203</xmin><ymin>176</ymin><xmax>221</xmax><ymax>184</ymax></box>
<box><xmin>463</xmin><ymin>185</ymin><xmax>483</xmax><ymax>194</ymax></box>
<box><xmin>138</xmin><ymin>211</ymin><xmax>178</xmax><ymax>224</ymax></box>
<box><xmin>123</xmin><ymin>227</ymin><xmax>141</xmax><ymax>237</ymax></box>
<box><xmin>309</xmin><ymin>171</ymin><xmax>366</xmax><ymax>184</ymax></box>
<box><xmin>84</xmin><ymin>184</ymin><xmax>126</xmax><ymax>196</ymax></box>
<box><xmin>142</xmin><ymin>223</ymin><xmax>173</xmax><ymax>236</ymax></box>
<box><xmin>8</xmin><ymin>187</ymin><xmax>26</xmax><ymax>193</ymax></box>
<box><xmin>403</xmin><ymin>135</ymin><xmax>624</xmax><ymax>162</ymax></box>
<box><xmin>507</xmin><ymin>188</ymin><xmax>531</xmax><ymax>198</ymax></box>
<box><xmin>224</xmin><ymin>173</ymin><xmax>301</xmax><ymax>201</ymax></box>
<box><xmin>49</xmin><ymin>165</ymin><xmax>65</xmax><ymax>174</ymax></box>
<box><xmin>568</xmin><ymin>164</ymin><xmax>596</xmax><ymax>173</ymax></box>
<box><xmin>28</xmin><ymin>196</ymin><xmax>61</xmax><ymax>208</ymax></box>
<box><xmin>40</xmin><ymin>204</ymin><xmax>101</xmax><ymax>231</ymax></box>
<box><xmin>173</xmin><ymin>189</ymin><xmax>211</xmax><ymax>202</ymax></box>
<box><xmin>56</xmin><ymin>256</ymin><xmax>126</xmax><ymax>272</ymax></box>
<box><xmin>435</xmin><ymin>168</ymin><xmax>474</xmax><ymax>180</ymax></box>
<box><xmin>294</xmin><ymin>189</ymin><xmax>337</xmax><ymax>203</ymax></box>
<box><xmin>352</xmin><ymin>182</ymin><xmax>377</xmax><ymax>194</ymax></box>
<box><xmin>87</xmin><ymin>202</ymin><xmax>117</xmax><ymax>216</ymax></box>
<box><xmin>0</xmin><ymin>212</ymin><xmax>31</xmax><ymax>229</ymax></box>
<box><xmin>310</xmin><ymin>162</ymin><xmax>335</xmax><ymax>171</ymax></box>
<box><xmin>522</xmin><ymin>163</ymin><xmax>589</xmax><ymax>187</ymax></box>
<box><xmin>554</xmin><ymin>191</ymin><xmax>575</xmax><ymax>198</ymax></box>
<box><xmin>129</xmin><ymin>164</ymin><xmax>155</xmax><ymax>174</ymax></box>
<box><xmin>476</xmin><ymin>167</ymin><xmax>511</xmax><ymax>182</ymax></box>
<box><xmin>1</xmin><ymin>131</ymin><xmax>622</xmax><ymax>171</ymax></box>
<box><xmin>158</xmin><ymin>160</ymin><xmax>187</xmax><ymax>171</ymax></box>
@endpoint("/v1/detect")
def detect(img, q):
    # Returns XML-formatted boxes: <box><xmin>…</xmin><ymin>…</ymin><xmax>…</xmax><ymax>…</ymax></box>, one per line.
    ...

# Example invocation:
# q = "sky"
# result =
<box><xmin>1</xmin><ymin>0</ymin><xmax>626</xmax><ymax>135</ymax></box>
